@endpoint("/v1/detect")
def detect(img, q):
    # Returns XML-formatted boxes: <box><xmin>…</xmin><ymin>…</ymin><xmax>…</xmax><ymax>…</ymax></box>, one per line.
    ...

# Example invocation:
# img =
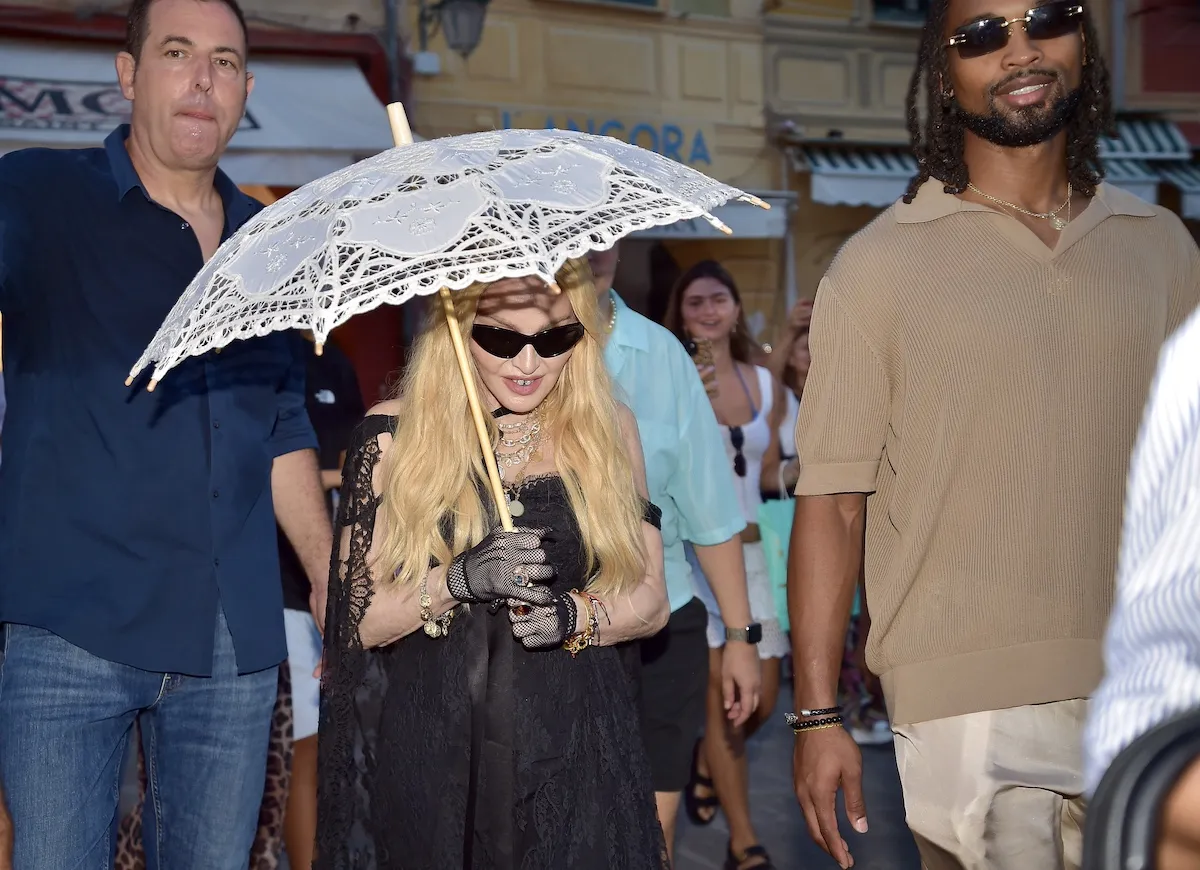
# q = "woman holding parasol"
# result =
<box><xmin>123</xmin><ymin>103</ymin><xmax>767</xmax><ymax>869</ymax></box>
<box><xmin>314</xmin><ymin>258</ymin><xmax>671</xmax><ymax>868</ymax></box>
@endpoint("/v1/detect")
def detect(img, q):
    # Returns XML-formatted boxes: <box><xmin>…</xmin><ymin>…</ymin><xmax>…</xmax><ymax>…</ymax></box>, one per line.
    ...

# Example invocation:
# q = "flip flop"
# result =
<box><xmin>683</xmin><ymin>738</ymin><xmax>720</xmax><ymax>826</ymax></box>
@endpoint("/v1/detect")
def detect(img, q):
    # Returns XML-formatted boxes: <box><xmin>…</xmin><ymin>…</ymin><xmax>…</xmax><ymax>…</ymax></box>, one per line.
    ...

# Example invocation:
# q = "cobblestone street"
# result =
<box><xmin>675</xmin><ymin>685</ymin><xmax>922</xmax><ymax>870</ymax></box>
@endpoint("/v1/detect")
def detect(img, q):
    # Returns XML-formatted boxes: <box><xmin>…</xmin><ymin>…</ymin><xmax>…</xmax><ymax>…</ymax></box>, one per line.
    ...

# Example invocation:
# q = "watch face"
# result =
<box><xmin>727</xmin><ymin>623</ymin><xmax>764</xmax><ymax>644</ymax></box>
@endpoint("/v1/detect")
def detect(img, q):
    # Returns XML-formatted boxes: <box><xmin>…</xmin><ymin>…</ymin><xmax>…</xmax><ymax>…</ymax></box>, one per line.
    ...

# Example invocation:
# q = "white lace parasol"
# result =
<box><xmin>128</xmin><ymin>126</ymin><xmax>765</xmax><ymax>385</ymax></box>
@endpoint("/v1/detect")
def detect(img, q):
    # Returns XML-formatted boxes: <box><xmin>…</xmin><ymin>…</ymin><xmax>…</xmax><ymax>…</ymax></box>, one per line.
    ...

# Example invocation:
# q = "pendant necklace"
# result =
<box><xmin>495</xmin><ymin>410</ymin><xmax>544</xmax><ymax>518</ymax></box>
<box><xmin>967</xmin><ymin>181</ymin><xmax>1073</xmax><ymax>231</ymax></box>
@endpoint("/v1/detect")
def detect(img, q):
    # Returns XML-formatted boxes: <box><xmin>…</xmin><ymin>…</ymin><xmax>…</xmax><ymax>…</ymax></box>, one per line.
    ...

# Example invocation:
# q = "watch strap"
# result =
<box><xmin>725</xmin><ymin>623</ymin><xmax>763</xmax><ymax>644</ymax></box>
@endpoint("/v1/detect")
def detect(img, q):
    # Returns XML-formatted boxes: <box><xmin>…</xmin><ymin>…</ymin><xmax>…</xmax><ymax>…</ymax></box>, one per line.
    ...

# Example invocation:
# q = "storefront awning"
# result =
<box><xmin>791</xmin><ymin>146</ymin><xmax>919</xmax><ymax>208</ymax></box>
<box><xmin>792</xmin><ymin>118</ymin><xmax>1193</xmax><ymax>207</ymax></box>
<box><xmin>631</xmin><ymin>190</ymin><xmax>795</xmax><ymax>239</ymax></box>
<box><xmin>1102</xmin><ymin>159</ymin><xmax>1163</xmax><ymax>204</ymax></box>
<box><xmin>0</xmin><ymin>38</ymin><xmax>395</xmax><ymax>187</ymax></box>
<box><xmin>1097</xmin><ymin>119</ymin><xmax>1193</xmax><ymax>161</ymax></box>
<box><xmin>1159</xmin><ymin>161</ymin><xmax>1200</xmax><ymax>220</ymax></box>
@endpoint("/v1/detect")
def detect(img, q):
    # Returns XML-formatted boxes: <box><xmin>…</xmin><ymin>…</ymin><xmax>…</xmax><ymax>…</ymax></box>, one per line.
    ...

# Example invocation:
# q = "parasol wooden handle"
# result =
<box><xmin>386</xmin><ymin>102</ymin><xmax>514</xmax><ymax>532</ymax></box>
<box><xmin>438</xmin><ymin>288</ymin><xmax>514</xmax><ymax>532</ymax></box>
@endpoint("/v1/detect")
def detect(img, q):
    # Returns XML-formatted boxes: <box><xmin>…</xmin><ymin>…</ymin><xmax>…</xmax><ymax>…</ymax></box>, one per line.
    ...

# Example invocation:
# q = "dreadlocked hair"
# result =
<box><xmin>902</xmin><ymin>0</ymin><xmax>1114</xmax><ymax>203</ymax></box>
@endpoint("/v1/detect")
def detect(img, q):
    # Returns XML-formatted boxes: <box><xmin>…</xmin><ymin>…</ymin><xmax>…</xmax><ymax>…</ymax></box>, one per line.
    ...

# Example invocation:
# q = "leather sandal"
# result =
<box><xmin>683</xmin><ymin>738</ymin><xmax>720</xmax><ymax>825</ymax></box>
<box><xmin>723</xmin><ymin>843</ymin><xmax>776</xmax><ymax>870</ymax></box>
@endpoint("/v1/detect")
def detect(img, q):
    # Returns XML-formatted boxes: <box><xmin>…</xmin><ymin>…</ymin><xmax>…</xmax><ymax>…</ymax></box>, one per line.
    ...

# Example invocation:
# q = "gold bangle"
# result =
<box><xmin>796</xmin><ymin>721</ymin><xmax>842</xmax><ymax>734</ymax></box>
<box><xmin>562</xmin><ymin>592</ymin><xmax>594</xmax><ymax>656</ymax></box>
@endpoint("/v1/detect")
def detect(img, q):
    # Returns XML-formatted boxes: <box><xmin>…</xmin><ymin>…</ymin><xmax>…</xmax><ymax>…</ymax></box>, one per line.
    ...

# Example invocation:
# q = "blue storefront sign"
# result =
<box><xmin>500</xmin><ymin>110</ymin><xmax>712</xmax><ymax>166</ymax></box>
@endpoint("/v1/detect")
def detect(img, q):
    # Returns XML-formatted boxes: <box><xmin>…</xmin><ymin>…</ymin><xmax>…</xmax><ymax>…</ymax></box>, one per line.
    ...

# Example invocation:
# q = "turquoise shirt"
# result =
<box><xmin>603</xmin><ymin>293</ymin><xmax>746</xmax><ymax>612</ymax></box>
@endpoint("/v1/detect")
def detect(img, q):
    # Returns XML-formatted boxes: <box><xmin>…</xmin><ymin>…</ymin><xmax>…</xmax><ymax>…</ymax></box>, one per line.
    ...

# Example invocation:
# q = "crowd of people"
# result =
<box><xmin>0</xmin><ymin>0</ymin><xmax>1198</xmax><ymax>867</ymax></box>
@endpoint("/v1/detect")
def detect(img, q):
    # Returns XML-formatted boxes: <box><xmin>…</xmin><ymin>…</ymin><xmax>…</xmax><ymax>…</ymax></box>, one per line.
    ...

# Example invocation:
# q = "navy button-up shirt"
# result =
<box><xmin>0</xmin><ymin>126</ymin><xmax>317</xmax><ymax>676</ymax></box>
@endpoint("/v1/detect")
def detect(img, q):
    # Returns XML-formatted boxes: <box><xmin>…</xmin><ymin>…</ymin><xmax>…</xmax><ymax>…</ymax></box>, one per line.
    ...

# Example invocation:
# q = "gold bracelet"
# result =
<box><xmin>793</xmin><ymin>721</ymin><xmax>842</xmax><ymax>735</ymax></box>
<box><xmin>562</xmin><ymin>592</ymin><xmax>594</xmax><ymax>656</ymax></box>
<box><xmin>583</xmin><ymin>592</ymin><xmax>604</xmax><ymax>646</ymax></box>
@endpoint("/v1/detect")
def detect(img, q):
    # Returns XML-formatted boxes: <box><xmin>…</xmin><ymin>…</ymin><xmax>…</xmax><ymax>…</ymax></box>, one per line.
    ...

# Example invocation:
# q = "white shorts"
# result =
<box><xmin>284</xmin><ymin>608</ymin><xmax>323</xmax><ymax>741</ymax></box>
<box><xmin>689</xmin><ymin>542</ymin><xmax>790</xmax><ymax>659</ymax></box>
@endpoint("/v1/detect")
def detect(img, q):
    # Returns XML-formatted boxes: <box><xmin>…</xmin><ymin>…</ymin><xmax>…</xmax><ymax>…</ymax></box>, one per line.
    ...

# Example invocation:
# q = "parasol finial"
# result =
<box><xmin>387</xmin><ymin>103</ymin><xmax>415</xmax><ymax>147</ymax></box>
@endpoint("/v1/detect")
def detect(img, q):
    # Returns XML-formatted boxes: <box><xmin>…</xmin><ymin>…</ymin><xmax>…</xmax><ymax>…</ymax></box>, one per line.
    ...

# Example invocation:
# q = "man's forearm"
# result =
<box><xmin>787</xmin><ymin>494</ymin><xmax>866</xmax><ymax>707</ymax></box>
<box><xmin>273</xmin><ymin>448</ymin><xmax>335</xmax><ymax>598</ymax></box>
<box><xmin>694</xmin><ymin>535</ymin><xmax>752</xmax><ymax>629</ymax></box>
<box><xmin>0</xmin><ymin>780</ymin><xmax>12</xmax><ymax>870</ymax></box>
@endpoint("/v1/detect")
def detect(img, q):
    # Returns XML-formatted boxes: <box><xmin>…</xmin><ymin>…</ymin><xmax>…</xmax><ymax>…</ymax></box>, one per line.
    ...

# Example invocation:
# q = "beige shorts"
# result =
<box><xmin>892</xmin><ymin>698</ymin><xmax>1089</xmax><ymax>870</ymax></box>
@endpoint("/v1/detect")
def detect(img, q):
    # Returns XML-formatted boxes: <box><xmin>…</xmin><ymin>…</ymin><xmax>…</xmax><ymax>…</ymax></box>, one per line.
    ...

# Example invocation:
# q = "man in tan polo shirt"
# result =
<box><xmin>784</xmin><ymin>0</ymin><xmax>1200</xmax><ymax>866</ymax></box>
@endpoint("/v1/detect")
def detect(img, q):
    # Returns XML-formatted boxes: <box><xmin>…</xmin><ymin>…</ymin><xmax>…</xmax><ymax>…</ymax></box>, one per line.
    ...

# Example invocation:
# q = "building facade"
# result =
<box><xmin>408</xmin><ymin>0</ymin><xmax>791</xmax><ymax>334</ymax></box>
<box><xmin>1108</xmin><ymin>0</ymin><xmax>1200</xmax><ymax>234</ymax></box>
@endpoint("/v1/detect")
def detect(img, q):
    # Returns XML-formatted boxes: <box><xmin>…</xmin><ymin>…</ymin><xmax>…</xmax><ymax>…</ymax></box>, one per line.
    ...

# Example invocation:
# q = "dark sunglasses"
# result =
<box><xmin>730</xmin><ymin>426</ymin><xmax>747</xmax><ymax>478</ymax></box>
<box><xmin>947</xmin><ymin>1</ymin><xmax>1083</xmax><ymax>59</ymax></box>
<box><xmin>471</xmin><ymin>322</ymin><xmax>586</xmax><ymax>359</ymax></box>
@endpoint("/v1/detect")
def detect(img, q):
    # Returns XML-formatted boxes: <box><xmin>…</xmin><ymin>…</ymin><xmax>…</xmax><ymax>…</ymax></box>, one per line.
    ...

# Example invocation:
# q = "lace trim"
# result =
<box><xmin>315</xmin><ymin>414</ymin><xmax>394</xmax><ymax>869</ymax></box>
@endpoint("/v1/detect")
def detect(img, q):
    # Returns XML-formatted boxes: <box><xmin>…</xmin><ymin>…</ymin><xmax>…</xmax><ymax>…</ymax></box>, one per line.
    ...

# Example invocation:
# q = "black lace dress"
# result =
<box><xmin>315</xmin><ymin>414</ymin><xmax>669</xmax><ymax>870</ymax></box>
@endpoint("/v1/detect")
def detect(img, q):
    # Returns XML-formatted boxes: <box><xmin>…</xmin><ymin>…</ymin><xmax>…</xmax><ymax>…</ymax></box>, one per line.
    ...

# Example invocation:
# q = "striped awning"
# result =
<box><xmin>1102</xmin><ymin>158</ymin><xmax>1163</xmax><ymax>203</ymax></box>
<box><xmin>1097</xmin><ymin>119</ymin><xmax>1192</xmax><ymax>161</ymax></box>
<box><xmin>794</xmin><ymin>147</ymin><xmax>920</xmax><ymax>208</ymax></box>
<box><xmin>796</xmin><ymin>145</ymin><xmax>1190</xmax><ymax>210</ymax></box>
<box><xmin>1159</xmin><ymin>161</ymin><xmax>1200</xmax><ymax>219</ymax></box>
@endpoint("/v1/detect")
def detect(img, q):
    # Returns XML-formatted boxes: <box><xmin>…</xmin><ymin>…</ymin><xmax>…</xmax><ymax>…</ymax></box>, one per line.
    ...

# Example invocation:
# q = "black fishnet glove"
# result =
<box><xmin>508</xmin><ymin>593</ymin><xmax>579</xmax><ymax>651</ymax></box>
<box><xmin>445</xmin><ymin>527</ymin><xmax>555</xmax><ymax>605</ymax></box>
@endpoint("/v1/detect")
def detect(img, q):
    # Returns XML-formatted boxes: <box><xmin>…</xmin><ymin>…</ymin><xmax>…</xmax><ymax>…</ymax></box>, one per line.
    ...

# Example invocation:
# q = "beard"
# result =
<box><xmin>955</xmin><ymin>82</ymin><xmax>1082</xmax><ymax>148</ymax></box>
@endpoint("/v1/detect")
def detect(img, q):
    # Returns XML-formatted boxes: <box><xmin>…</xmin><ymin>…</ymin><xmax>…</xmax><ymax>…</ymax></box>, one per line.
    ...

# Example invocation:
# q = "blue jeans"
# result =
<box><xmin>0</xmin><ymin>611</ymin><xmax>277</xmax><ymax>869</ymax></box>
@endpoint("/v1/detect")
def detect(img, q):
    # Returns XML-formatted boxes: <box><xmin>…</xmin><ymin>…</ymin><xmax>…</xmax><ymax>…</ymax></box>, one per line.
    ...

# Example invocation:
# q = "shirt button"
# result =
<box><xmin>212</xmin><ymin>489</ymin><xmax>220</xmax><ymax>499</ymax></box>
<box><xmin>213</xmin><ymin>557</ymin><xmax>220</xmax><ymax>568</ymax></box>
<box><xmin>181</xmin><ymin>222</ymin><xmax>190</xmax><ymax>230</ymax></box>
<box><xmin>212</xmin><ymin>420</ymin><xmax>221</xmax><ymax>429</ymax></box>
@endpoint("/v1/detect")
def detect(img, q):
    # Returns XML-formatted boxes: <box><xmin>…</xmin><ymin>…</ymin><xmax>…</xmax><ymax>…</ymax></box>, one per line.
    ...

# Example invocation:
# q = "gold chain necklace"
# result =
<box><xmin>967</xmin><ymin>181</ymin><xmax>1073</xmax><ymax>231</ymax></box>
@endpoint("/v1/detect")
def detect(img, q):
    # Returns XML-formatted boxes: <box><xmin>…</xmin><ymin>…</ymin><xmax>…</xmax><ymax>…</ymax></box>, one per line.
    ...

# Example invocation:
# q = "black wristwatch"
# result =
<box><xmin>725</xmin><ymin>623</ymin><xmax>762</xmax><ymax>644</ymax></box>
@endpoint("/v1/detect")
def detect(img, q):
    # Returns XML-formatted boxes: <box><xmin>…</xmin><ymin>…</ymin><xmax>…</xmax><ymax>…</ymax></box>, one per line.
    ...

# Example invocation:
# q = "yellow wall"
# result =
<box><xmin>760</xmin><ymin>0</ymin><xmax>919</xmax><ymax>341</ymax></box>
<box><xmin>409</xmin><ymin>0</ymin><xmax>774</xmax><ymax>190</ymax></box>
<box><xmin>409</xmin><ymin>0</ymin><xmax>786</xmax><ymax>335</ymax></box>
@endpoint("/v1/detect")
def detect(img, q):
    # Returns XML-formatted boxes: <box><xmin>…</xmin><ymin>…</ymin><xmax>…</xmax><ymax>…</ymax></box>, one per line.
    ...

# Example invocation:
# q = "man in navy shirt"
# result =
<box><xmin>0</xmin><ymin>0</ymin><xmax>333</xmax><ymax>866</ymax></box>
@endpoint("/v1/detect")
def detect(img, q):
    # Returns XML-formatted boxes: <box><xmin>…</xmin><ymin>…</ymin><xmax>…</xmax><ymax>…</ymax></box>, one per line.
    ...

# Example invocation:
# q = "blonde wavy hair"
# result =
<box><xmin>375</xmin><ymin>259</ymin><xmax>647</xmax><ymax>598</ymax></box>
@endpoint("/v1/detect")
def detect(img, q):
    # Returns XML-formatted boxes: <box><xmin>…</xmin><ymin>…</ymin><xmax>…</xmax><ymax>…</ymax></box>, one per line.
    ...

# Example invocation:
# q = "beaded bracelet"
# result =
<box><xmin>785</xmin><ymin>712</ymin><xmax>844</xmax><ymax>733</ymax></box>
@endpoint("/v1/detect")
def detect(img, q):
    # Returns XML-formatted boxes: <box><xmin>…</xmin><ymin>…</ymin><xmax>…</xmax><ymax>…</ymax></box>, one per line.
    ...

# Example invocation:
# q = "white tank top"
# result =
<box><xmin>719</xmin><ymin>365</ymin><xmax>773</xmax><ymax>525</ymax></box>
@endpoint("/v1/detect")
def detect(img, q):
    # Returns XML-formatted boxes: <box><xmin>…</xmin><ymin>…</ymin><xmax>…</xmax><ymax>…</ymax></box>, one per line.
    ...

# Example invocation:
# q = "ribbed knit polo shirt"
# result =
<box><xmin>795</xmin><ymin>178</ymin><xmax>1200</xmax><ymax>725</ymax></box>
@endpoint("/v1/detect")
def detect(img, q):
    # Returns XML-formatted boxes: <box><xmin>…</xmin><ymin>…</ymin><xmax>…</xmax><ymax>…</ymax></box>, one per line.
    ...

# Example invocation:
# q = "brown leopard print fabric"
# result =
<box><xmin>113</xmin><ymin>666</ymin><xmax>294</xmax><ymax>869</ymax></box>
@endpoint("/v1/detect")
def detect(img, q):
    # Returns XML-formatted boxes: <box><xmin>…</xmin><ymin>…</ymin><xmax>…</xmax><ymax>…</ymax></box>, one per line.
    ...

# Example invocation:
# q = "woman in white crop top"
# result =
<box><xmin>664</xmin><ymin>261</ymin><xmax>788</xmax><ymax>870</ymax></box>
